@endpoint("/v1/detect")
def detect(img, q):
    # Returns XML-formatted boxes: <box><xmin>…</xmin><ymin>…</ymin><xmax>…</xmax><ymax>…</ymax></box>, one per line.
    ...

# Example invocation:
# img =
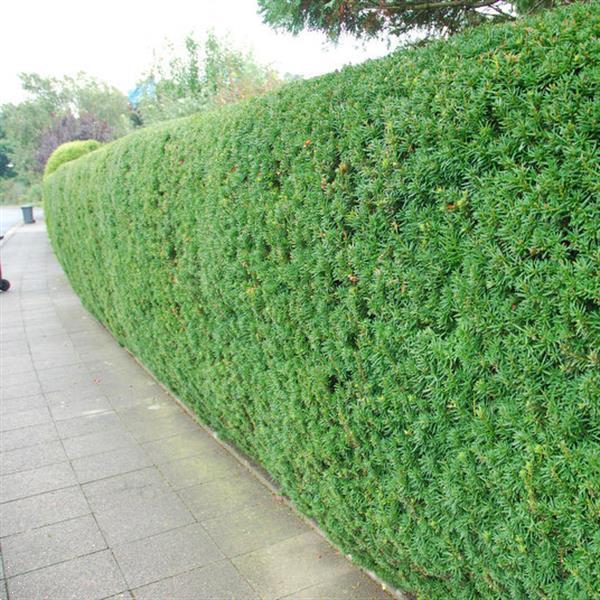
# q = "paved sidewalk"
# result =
<box><xmin>0</xmin><ymin>219</ymin><xmax>391</xmax><ymax>600</ymax></box>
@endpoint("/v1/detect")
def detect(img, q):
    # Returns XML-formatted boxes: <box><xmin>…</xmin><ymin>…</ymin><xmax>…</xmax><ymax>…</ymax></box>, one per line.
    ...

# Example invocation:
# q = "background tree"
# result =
<box><xmin>257</xmin><ymin>0</ymin><xmax>563</xmax><ymax>42</ymax></box>
<box><xmin>35</xmin><ymin>113</ymin><xmax>112</xmax><ymax>174</ymax></box>
<box><xmin>0</xmin><ymin>72</ymin><xmax>133</xmax><ymax>201</ymax></box>
<box><xmin>0</xmin><ymin>119</ymin><xmax>15</xmax><ymax>179</ymax></box>
<box><xmin>134</xmin><ymin>32</ymin><xmax>287</xmax><ymax>125</ymax></box>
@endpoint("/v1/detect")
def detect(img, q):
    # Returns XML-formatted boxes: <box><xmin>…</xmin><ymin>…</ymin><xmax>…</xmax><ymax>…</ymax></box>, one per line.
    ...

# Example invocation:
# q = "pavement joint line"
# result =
<box><xmin>2</xmin><ymin>546</ymin><xmax>110</xmax><ymax>582</ymax></box>
<box><xmin>0</xmin><ymin>510</ymin><xmax>93</xmax><ymax>543</ymax></box>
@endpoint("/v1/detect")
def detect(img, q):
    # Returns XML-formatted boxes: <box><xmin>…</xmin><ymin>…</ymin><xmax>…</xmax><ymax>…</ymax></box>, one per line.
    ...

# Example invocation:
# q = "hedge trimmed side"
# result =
<box><xmin>44</xmin><ymin>139</ymin><xmax>103</xmax><ymax>178</ymax></box>
<box><xmin>45</xmin><ymin>5</ymin><xmax>599</xmax><ymax>599</ymax></box>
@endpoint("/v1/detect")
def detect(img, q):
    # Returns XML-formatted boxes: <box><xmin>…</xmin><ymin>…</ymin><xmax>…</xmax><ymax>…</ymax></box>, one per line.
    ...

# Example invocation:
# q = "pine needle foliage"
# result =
<box><xmin>44</xmin><ymin>5</ymin><xmax>599</xmax><ymax>598</ymax></box>
<box><xmin>44</xmin><ymin>139</ymin><xmax>102</xmax><ymax>178</ymax></box>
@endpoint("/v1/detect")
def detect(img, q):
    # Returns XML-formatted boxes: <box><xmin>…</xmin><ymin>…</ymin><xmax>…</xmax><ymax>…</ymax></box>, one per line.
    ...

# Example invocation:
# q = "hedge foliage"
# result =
<box><xmin>44</xmin><ymin>139</ymin><xmax>102</xmax><ymax>178</ymax></box>
<box><xmin>45</xmin><ymin>5</ymin><xmax>599</xmax><ymax>598</ymax></box>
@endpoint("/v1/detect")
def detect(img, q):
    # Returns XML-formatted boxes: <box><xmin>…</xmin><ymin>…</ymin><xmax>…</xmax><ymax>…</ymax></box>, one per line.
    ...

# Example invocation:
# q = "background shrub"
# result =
<box><xmin>44</xmin><ymin>139</ymin><xmax>102</xmax><ymax>178</ymax></box>
<box><xmin>44</xmin><ymin>5</ymin><xmax>599</xmax><ymax>598</ymax></box>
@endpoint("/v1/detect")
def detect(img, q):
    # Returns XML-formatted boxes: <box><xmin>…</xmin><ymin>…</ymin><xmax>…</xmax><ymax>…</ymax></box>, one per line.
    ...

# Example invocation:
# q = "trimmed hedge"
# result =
<box><xmin>44</xmin><ymin>139</ymin><xmax>102</xmax><ymax>178</ymax></box>
<box><xmin>45</xmin><ymin>5</ymin><xmax>599</xmax><ymax>599</ymax></box>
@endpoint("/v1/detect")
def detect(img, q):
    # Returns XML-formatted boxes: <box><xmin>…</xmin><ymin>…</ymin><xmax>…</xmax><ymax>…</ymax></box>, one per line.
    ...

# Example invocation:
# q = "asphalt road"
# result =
<box><xmin>0</xmin><ymin>205</ymin><xmax>39</xmax><ymax>237</ymax></box>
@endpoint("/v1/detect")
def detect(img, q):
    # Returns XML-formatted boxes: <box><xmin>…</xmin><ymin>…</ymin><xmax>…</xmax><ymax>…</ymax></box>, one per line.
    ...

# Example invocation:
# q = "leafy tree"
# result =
<box><xmin>0</xmin><ymin>119</ymin><xmax>15</xmax><ymax>179</ymax></box>
<box><xmin>35</xmin><ymin>113</ymin><xmax>112</xmax><ymax>174</ymax></box>
<box><xmin>257</xmin><ymin>0</ymin><xmax>562</xmax><ymax>41</ymax></box>
<box><xmin>1</xmin><ymin>72</ymin><xmax>132</xmax><ymax>182</ymax></box>
<box><xmin>134</xmin><ymin>32</ymin><xmax>286</xmax><ymax>125</ymax></box>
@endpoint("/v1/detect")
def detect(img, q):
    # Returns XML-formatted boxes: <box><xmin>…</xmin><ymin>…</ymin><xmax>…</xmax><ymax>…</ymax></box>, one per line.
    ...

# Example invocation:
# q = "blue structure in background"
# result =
<box><xmin>128</xmin><ymin>81</ymin><xmax>156</xmax><ymax>108</ymax></box>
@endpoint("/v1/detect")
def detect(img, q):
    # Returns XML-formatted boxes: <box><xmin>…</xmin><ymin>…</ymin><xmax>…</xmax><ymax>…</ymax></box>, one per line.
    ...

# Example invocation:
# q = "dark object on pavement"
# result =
<box><xmin>0</xmin><ymin>235</ymin><xmax>10</xmax><ymax>291</ymax></box>
<box><xmin>21</xmin><ymin>205</ymin><xmax>35</xmax><ymax>224</ymax></box>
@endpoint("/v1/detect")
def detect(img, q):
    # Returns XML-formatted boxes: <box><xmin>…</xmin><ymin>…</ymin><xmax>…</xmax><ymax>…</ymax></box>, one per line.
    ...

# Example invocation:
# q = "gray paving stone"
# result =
<box><xmin>0</xmin><ymin>580</ymin><xmax>6</xmax><ymax>600</ymax></box>
<box><xmin>0</xmin><ymin>327</ymin><xmax>26</xmax><ymax>343</ymax></box>
<box><xmin>233</xmin><ymin>532</ymin><xmax>354</xmax><ymax>600</ymax></box>
<box><xmin>6</xmin><ymin>549</ymin><xmax>127</xmax><ymax>600</ymax></box>
<box><xmin>31</xmin><ymin>351</ymin><xmax>82</xmax><ymax>372</ymax></box>
<box><xmin>0</xmin><ymin>354</ymin><xmax>34</xmax><ymax>376</ymax></box>
<box><xmin>93</xmin><ymin>489</ymin><xmax>194</xmax><ymax>545</ymax></box>
<box><xmin>0</xmin><ymin>340</ymin><xmax>30</xmax><ymax>356</ymax></box>
<box><xmin>41</xmin><ymin>373</ymin><xmax>99</xmax><ymax>393</ymax></box>
<box><xmin>113</xmin><ymin>522</ymin><xmax>224</xmax><ymax>588</ymax></box>
<box><xmin>133</xmin><ymin>560</ymin><xmax>260</xmax><ymax>600</ymax></box>
<box><xmin>49</xmin><ymin>396</ymin><xmax>112</xmax><ymax>421</ymax></box>
<box><xmin>158</xmin><ymin>450</ymin><xmax>244</xmax><ymax>490</ymax></box>
<box><xmin>0</xmin><ymin>486</ymin><xmax>90</xmax><ymax>537</ymax></box>
<box><xmin>141</xmin><ymin>429</ymin><xmax>215</xmax><ymax>464</ymax></box>
<box><xmin>0</xmin><ymin>462</ymin><xmax>77</xmax><ymax>503</ymax></box>
<box><xmin>71</xmin><ymin>445</ymin><xmax>152</xmax><ymax>483</ymax></box>
<box><xmin>105</xmin><ymin>388</ymin><xmax>172</xmax><ymax>411</ymax></box>
<box><xmin>117</xmin><ymin>396</ymin><xmax>183</xmax><ymax>422</ymax></box>
<box><xmin>1</xmin><ymin>383</ymin><xmax>42</xmax><ymax>403</ymax></box>
<box><xmin>0</xmin><ymin>405</ymin><xmax>50</xmax><ymax>431</ymax></box>
<box><xmin>204</xmin><ymin>501</ymin><xmax>308</xmax><ymax>558</ymax></box>
<box><xmin>2</xmin><ymin>371</ymin><xmax>35</xmax><ymax>389</ymax></box>
<box><xmin>82</xmin><ymin>467</ymin><xmax>169</xmax><ymax>513</ymax></box>
<box><xmin>0</xmin><ymin>440</ymin><xmax>67</xmax><ymax>475</ymax></box>
<box><xmin>281</xmin><ymin>570</ymin><xmax>393</xmax><ymax>600</ymax></box>
<box><xmin>2</xmin><ymin>515</ymin><xmax>106</xmax><ymax>576</ymax></box>
<box><xmin>0</xmin><ymin>394</ymin><xmax>47</xmax><ymax>415</ymax></box>
<box><xmin>44</xmin><ymin>384</ymin><xmax>106</xmax><ymax>406</ymax></box>
<box><xmin>54</xmin><ymin>410</ymin><xmax>123</xmax><ymax>439</ymax></box>
<box><xmin>178</xmin><ymin>472</ymin><xmax>274</xmax><ymax>521</ymax></box>
<box><xmin>35</xmin><ymin>363</ymin><xmax>88</xmax><ymax>384</ymax></box>
<box><xmin>62</xmin><ymin>428</ymin><xmax>138</xmax><ymax>460</ymax></box>
<box><xmin>0</xmin><ymin>422</ymin><xmax>58</xmax><ymax>453</ymax></box>
<box><xmin>125</xmin><ymin>412</ymin><xmax>198</xmax><ymax>443</ymax></box>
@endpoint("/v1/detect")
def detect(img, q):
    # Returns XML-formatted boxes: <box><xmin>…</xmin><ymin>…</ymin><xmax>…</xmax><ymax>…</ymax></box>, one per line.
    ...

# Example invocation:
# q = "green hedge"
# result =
<box><xmin>44</xmin><ymin>5</ymin><xmax>599</xmax><ymax>598</ymax></box>
<box><xmin>44</xmin><ymin>139</ymin><xmax>102</xmax><ymax>178</ymax></box>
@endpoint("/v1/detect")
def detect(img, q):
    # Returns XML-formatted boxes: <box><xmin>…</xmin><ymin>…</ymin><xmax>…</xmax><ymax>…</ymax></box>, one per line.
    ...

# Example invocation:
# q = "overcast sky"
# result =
<box><xmin>0</xmin><ymin>0</ymin><xmax>396</xmax><ymax>105</ymax></box>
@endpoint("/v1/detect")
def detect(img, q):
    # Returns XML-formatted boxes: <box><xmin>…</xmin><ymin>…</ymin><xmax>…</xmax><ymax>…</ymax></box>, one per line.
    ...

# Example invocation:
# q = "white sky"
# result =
<box><xmin>0</xmin><ymin>0</ymin><xmax>396</xmax><ymax>105</ymax></box>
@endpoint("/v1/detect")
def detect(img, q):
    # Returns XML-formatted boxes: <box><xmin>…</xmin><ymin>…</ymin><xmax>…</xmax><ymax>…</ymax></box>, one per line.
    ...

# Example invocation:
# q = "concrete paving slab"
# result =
<box><xmin>0</xmin><ymin>381</ymin><xmax>43</xmax><ymax>403</ymax></box>
<box><xmin>282</xmin><ymin>570</ymin><xmax>392</xmax><ymax>600</ymax></box>
<box><xmin>54</xmin><ymin>410</ymin><xmax>123</xmax><ymax>439</ymax></box>
<box><xmin>93</xmin><ymin>489</ymin><xmax>194</xmax><ymax>545</ymax></box>
<box><xmin>62</xmin><ymin>428</ymin><xmax>138</xmax><ymax>460</ymax></box>
<box><xmin>2</xmin><ymin>514</ymin><xmax>106</xmax><ymax>576</ymax></box>
<box><xmin>141</xmin><ymin>429</ymin><xmax>216</xmax><ymax>464</ymax></box>
<box><xmin>0</xmin><ymin>486</ymin><xmax>90</xmax><ymax>538</ymax></box>
<box><xmin>49</xmin><ymin>396</ymin><xmax>113</xmax><ymax>421</ymax></box>
<box><xmin>6</xmin><ymin>549</ymin><xmax>127</xmax><ymax>600</ymax></box>
<box><xmin>0</xmin><ymin>422</ymin><xmax>58</xmax><ymax>453</ymax></box>
<box><xmin>0</xmin><ymin>440</ymin><xmax>67</xmax><ymax>475</ymax></box>
<box><xmin>82</xmin><ymin>467</ymin><xmax>170</xmax><ymax>513</ymax></box>
<box><xmin>71</xmin><ymin>445</ymin><xmax>153</xmax><ymax>483</ymax></box>
<box><xmin>178</xmin><ymin>472</ymin><xmax>274</xmax><ymax>522</ymax></box>
<box><xmin>0</xmin><ymin>462</ymin><xmax>77</xmax><ymax>503</ymax></box>
<box><xmin>125</xmin><ymin>412</ymin><xmax>199</xmax><ymax>443</ymax></box>
<box><xmin>0</xmin><ymin>406</ymin><xmax>51</xmax><ymax>431</ymax></box>
<box><xmin>132</xmin><ymin>560</ymin><xmax>260</xmax><ymax>600</ymax></box>
<box><xmin>0</xmin><ymin>394</ymin><xmax>47</xmax><ymax>415</ymax></box>
<box><xmin>45</xmin><ymin>384</ymin><xmax>109</xmax><ymax>406</ymax></box>
<box><xmin>158</xmin><ymin>450</ymin><xmax>245</xmax><ymax>490</ymax></box>
<box><xmin>204</xmin><ymin>502</ymin><xmax>308</xmax><ymax>558</ymax></box>
<box><xmin>233</xmin><ymin>531</ymin><xmax>354</xmax><ymax>599</ymax></box>
<box><xmin>112</xmin><ymin>523</ymin><xmax>224</xmax><ymax>588</ymax></box>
